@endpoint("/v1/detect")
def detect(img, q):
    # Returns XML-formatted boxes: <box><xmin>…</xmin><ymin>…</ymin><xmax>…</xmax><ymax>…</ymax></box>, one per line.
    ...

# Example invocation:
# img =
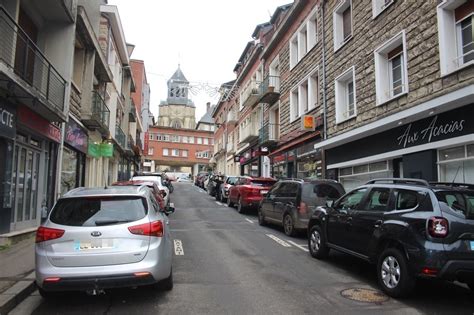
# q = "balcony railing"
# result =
<box><xmin>0</xmin><ymin>7</ymin><xmax>67</xmax><ymax>120</ymax></box>
<box><xmin>259</xmin><ymin>123</ymin><xmax>279</xmax><ymax>146</ymax></box>
<box><xmin>258</xmin><ymin>75</ymin><xmax>280</xmax><ymax>105</ymax></box>
<box><xmin>227</xmin><ymin>108</ymin><xmax>238</xmax><ymax>124</ymax></box>
<box><xmin>115</xmin><ymin>125</ymin><xmax>127</xmax><ymax>149</ymax></box>
<box><xmin>240</xmin><ymin>121</ymin><xmax>259</xmax><ymax>143</ymax></box>
<box><xmin>136</xmin><ymin>135</ymin><xmax>143</xmax><ymax>151</ymax></box>
<box><xmin>240</xmin><ymin>80</ymin><xmax>260</xmax><ymax>109</ymax></box>
<box><xmin>86</xmin><ymin>91</ymin><xmax>110</xmax><ymax>133</ymax></box>
<box><xmin>215</xmin><ymin>142</ymin><xmax>225</xmax><ymax>156</ymax></box>
<box><xmin>129</xmin><ymin>102</ymin><xmax>137</xmax><ymax>122</ymax></box>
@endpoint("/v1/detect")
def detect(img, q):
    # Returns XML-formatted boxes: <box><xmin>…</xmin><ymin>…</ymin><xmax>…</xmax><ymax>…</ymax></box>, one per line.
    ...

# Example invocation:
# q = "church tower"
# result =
<box><xmin>157</xmin><ymin>65</ymin><xmax>196</xmax><ymax>129</ymax></box>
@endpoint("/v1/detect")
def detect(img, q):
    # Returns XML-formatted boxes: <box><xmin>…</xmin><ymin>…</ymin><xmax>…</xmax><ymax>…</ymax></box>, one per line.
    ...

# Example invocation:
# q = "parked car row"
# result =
<box><xmin>201</xmin><ymin>175</ymin><xmax>474</xmax><ymax>298</ymax></box>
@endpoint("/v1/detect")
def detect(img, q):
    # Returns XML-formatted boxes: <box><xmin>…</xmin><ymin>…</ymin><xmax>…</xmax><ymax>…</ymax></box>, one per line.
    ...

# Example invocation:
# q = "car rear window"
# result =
<box><xmin>50</xmin><ymin>197</ymin><xmax>148</xmax><ymax>227</ymax></box>
<box><xmin>132</xmin><ymin>176</ymin><xmax>162</xmax><ymax>185</ymax></box>
<box><xmin>302</xmin><ymin>183</ymin><xmax>343</xmax><ymax>206</ymax></box>
<box><xmin>227</xmin><ymin>177</ymin><xmax>238</xmax><ymax>185</ymax></box>
<box><xmin>250</xmin><ymin>180</ymin><xmax>275</xmax><ymax>187</ymax></box>
<box><xmin>436</xmin><ymin>191</ymin><xmax>474</xmax><ymax>219</ymax></box>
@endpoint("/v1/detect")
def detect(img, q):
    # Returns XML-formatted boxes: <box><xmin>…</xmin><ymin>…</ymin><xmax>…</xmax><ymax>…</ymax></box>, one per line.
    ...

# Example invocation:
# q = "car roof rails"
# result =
<box><xmin>279</xmin><ymin>177</ymin><xmax>304</xmax><ymax>182</ymax></box>
<box><xmin>365</xmin><ymin>178</ymin><xmax>430</xmax><ymax>187</ymax></box>
<box><xmin>429</xmin><ymin>182</ymin><xmax>474</xmax><ymax>190</ymax></box>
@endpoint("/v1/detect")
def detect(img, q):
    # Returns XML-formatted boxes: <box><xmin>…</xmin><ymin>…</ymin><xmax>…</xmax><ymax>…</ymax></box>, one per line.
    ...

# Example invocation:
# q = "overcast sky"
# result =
<box><xmin>108</xmin><ymin>0</ymin><xmax>291</xmax><ymax>121</ymax></box>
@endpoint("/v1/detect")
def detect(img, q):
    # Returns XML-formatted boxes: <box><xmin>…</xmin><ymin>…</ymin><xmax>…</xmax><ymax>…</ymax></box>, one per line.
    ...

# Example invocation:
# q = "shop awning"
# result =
<box><xmin>269</xmin><ymin>131</ymin><xmax>321</xmax><ymax>157</ymax></box>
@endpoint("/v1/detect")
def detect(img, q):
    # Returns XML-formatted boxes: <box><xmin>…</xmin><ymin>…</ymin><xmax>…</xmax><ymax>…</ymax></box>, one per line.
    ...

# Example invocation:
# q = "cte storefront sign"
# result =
<box><xmin>17</xmin><ymin>106</ymin><xmax>61</xmax><ymax>143</ymax></box>
<box><xmin>0</xmin><ymin>102</ymin><xmax>16</xmax><ymax>139</ymax></box>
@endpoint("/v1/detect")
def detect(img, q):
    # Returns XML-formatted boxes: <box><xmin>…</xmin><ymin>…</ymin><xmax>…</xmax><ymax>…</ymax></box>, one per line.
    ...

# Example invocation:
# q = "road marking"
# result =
<box><xmin>287</xmin><ymin>240</ymin><xmax>309</xmax><ymax>252</ymax></box>
<box><xmin>266</xmin><ymin>234</ymin><xmax>292</xmax><ymax>247</ymax></box>
<box><xmin>245</xmin><ymin>218</ymin><xmax>254</xmax><ymax>224</ymax></box>
<box><xmin>173</xmin><ymin>239</ymin><xmax>184</xmax><ymax>255</ymax></box>
<box><xmin>215</xmin><ymin>201</ymin><xmax>224</xmax><ymax>206</ymax></box>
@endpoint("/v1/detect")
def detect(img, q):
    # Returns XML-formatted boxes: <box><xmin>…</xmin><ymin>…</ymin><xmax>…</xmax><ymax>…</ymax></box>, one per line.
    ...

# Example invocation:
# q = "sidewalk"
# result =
<box><xmin>0</xmin><ymin>236</ymin><xmax>36</xmax><ymax>315</ymax></box>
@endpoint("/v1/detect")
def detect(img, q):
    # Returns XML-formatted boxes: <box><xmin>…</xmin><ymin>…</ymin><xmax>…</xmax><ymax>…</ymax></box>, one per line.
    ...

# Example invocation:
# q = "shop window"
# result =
<box><xmin>339</xmin><ymin>161</ymin><xmax>392</xmax><ymax>191</ymax></box>
<box><xmin>374</xmin><ymin>31</ymin><xmax>408</xmax><ymax>104</ymax></box>
<box><xmin>438</xmin><ymin>0</ymin><xmax>474</xmax><ymax>75</ymax></box>
<box><xmin>334</xmin><ymin>0</ymin><xmax>352</xmax><ymax>51</ymax></box>
<box><xmin>335</xmin><ymin>66</ymin><xmax>356</xmax><ymax>124</ymax></box>
<box><xmin>438</xmin><ymin>144</ymin><xmax>474</xmax><ymax>183</ymax></box>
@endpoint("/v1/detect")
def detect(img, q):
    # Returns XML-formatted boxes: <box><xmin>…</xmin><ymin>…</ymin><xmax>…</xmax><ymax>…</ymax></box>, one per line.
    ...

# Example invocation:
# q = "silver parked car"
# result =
<box><xmin>35</xmin><ymin>186</ymin><xmax>174</xmax><ymax>298</ymax></box>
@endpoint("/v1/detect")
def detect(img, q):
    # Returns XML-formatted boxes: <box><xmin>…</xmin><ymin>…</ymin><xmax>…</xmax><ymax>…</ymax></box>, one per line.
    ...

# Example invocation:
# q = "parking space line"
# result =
<box><xmin>287</xmin><ymin>240</ymin><xmax>309</xmax><ymax>252</ymax></box>
<box><xmin>245</xmin><ymin>218</ymin><xmax>254</xmax><ymax>224</ymax></box>
<box><xmin>266</xmin><ymin>234</ymin><xmax>292</xmax><ymax>247</ymax></box>
<box><xmin>173</xmin><ymin>239</ymin><xmax>184</xmax><ymax>255</ymax></box>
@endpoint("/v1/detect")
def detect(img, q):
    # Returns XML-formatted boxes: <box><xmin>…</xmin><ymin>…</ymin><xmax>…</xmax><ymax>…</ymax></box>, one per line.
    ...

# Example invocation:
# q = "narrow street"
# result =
<box><xmin>11</xmin><ymin>182</ymin><xmax>474</xmax><ymax>314</ymax></box>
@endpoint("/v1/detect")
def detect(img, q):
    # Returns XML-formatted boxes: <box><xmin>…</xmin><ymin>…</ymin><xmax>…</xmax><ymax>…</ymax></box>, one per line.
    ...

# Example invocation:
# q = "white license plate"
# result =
<box><xmin>470</xmin><ymin>241</ymin><xmax>474</xmax><ymax>251</ymax></box>
<box><xmin>74</xmin><ymin>240</ymin><xmax>114</xmax><ymax>251</ymax></box>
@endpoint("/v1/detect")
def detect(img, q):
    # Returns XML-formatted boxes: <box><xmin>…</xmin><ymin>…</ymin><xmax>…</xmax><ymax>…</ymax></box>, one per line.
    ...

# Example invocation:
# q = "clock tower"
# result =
<box><xmin>157</xmin><ymin>65</ymin><xmax>196</xmax><ymax>129</ymax></box>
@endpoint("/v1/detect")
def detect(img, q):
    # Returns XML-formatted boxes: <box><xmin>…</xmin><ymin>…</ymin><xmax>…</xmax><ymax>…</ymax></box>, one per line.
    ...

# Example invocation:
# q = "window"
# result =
<box><xmin>364</xmin><ymin>188</ymin><xmax>390</xmax><ymax>211</ymax></box>
<box><xmin>163</xmin><ymin>134</ymin><xmax>170</xmax><ymax>142</ymax></box>
<box><xmin>204</xmin><ymin>138</ymin><xmax>209</xmax><ymax>145</ymax></box>
<box><xmin>196</xmin><ymin>151</ymin><xmax>210</xmax><ymax>158</ymax></box>
<box><xmin>438</xmin><ymin>0</ymin><xmax>474</xmax><ymax>75</ymax></box>
<box><xmin>395</xmin><ymin>190</ymin><xmax>418</xmax><ymax>210</ymax></box>
<box><xmin>156</xmin><ymin>134</ymin><xmax>163</xmax><ymax>141</ymax></box>
<box><xmin>163</xmin><ymin>148</ymin><xmax>169</xmax><ymax>156</ymax></box>
<box><xmin>149</xmin><ymin>133</ymin><xmax>154</xmax><ymax>140</ymax></box>
<box><xmin>171</xmin><ymin>135</ymin><xmax>180</xmax><ymax>142</ymax></box>
<box><xmin>182</xmin><ymin>136</ymin><xmax>188</xmax><ymax>143</ymax></box>
<box><xmin>339</xmin><ymin>161</ymin><xmax>393</xmax><ymax>191</ymax></box>
<box><xmin>335</xmin><ymin>66</ymin><xmax>356</xmax><ymax>123</ymax></box>
<box><xmin>372</xmin><ymin>0</ymin><xmax>394</xmax><ymax>18</ymax></box>
<box><xmin>438</xmin><ymin>144</ymin><xmax>474</xmax><ymax>184</ymax></box>
<box><xmin>374</xmin><ymin>31</ymin><xmax>408</xmax><ymax>104</ymax></box>
<box><xmin>334</xmin><ymin>0</ymin><xmax>352</xmax><ymax>51</ymax></box>
<box><xmin>189</xmin><ymin>136</ymin><xmax>194</xmax><ymax>144</ymax></box>
<box><xmin>197</xmin><ymin>137</ymin><xmax>202</xmax><ymax>144</ymax></box>
<box><xmin>172</xmin><ymin>149</ymin><xmax>179</xmax><ymax>156</ymax></box>
<box><xmin>182</xmin><ymin>150</ymin><xmax>188</xmax><ymax>157</ymax></box>
<box><xmin>171</xmin><ymin>120</ymin><xmax>182</xmax><ymax>129</ymax></box>
<box><xmin>290</xmin><ymin>88</ymin><xmax>299</xmax><ymax>122</ymax></box>
<box><xmin>289</xmin><ymin>69</ymin><xmax>319</xmax><ymax>122</ymax></box>
<box><xmin>289</xmin><ymin>7</ymin><xmax>319</xmax><ymax>68</ymax></box>
<box><xmin>148</xmin><ymin>147</ymin><xmax>154</xmax><ymax>155</ymax></box>
<box><xmin>337</xmin><ymin>188</ymin><xmax>367</xmax><ymax>210</ymax></box>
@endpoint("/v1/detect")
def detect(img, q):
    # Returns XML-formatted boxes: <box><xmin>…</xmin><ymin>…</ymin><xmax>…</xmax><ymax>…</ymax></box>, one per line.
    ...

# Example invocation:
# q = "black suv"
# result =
<box><xmin>307</xmin><ymin>178</ymin><xmax>474</xmax><ymax>297</ymax></box>
<box><xmin>259</xmin><ymin>179</ymin><xmax>345</xmax><ymax>236</ymax></box>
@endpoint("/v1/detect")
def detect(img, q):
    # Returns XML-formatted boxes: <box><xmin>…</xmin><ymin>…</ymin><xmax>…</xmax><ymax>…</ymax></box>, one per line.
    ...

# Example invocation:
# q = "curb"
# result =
<box><xmin>0</xmin><ymin>272</ymin><xmax>36</xmax><ymax>315</ymax></box>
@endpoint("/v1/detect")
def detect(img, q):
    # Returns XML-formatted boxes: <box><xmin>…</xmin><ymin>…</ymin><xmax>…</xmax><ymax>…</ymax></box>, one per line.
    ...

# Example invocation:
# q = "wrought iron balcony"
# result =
<box><xmin>240</xmin><ymin>80</ymin><xmax>260</xmax><ymax>109</ymax></box>
<box><xmin>115</xmin><ymin>125</ymin><xmax>127</xmax><ymax>150</ymax></box>
<box><xmin>258</xmin><ymin>75</ymin><xmax>280</xmax><ymax>105</ymax></box>
<box><xmin>259</xmin><ymin>123</ymin><xmax>279</xmax><ymax>146</ymax></box>
<box><xmin>0</xmin><ymin>7</ymin><xmax>67</xmax><ymax>122</ymax></box>
<box><xmin>82</xmin><ymin>91</ymin><xmax>110</xmax><ymax>135</ymax></box>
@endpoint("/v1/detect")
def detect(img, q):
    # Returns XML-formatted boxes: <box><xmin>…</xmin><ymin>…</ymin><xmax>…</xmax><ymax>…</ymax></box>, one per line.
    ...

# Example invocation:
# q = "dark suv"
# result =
<box><xmin>307</xmin><ymin>178</ymin><xmax>474</xmax><ymax>297</ymax></box>
<box><xmin>259</xmin><ymin>179</ymin><xmax>345</xmax><ymax>236</ymax></box>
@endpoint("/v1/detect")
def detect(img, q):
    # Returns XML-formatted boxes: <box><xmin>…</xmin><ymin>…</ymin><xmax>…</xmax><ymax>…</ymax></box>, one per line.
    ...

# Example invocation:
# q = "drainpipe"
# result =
<box><xmin>321</xmin><ymin>0</ymin><xmax>328</xmax><ymax>140</ymax></box>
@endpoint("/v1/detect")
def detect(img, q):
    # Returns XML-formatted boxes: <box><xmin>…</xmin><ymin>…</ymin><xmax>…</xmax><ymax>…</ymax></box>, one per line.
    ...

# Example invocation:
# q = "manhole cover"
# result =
<box><xmin>340</xmin><ymin>288</ymin><xmax>389</xmax><ymax>303</ymax></box>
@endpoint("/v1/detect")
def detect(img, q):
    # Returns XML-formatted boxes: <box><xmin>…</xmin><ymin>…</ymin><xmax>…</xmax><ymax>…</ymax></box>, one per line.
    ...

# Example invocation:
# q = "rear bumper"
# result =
<box><xmin>438</xmin><ymin>260</ymin><xmax>474</xmax><ymax>283</ymax></box>
<box><xmin>242</xmin><ymin>196</ymin><xmax>263</xmax><ymax>209</ymax></box>
<box><xmin>40</xmin><ymin>273</ymin><xmax>157</xmax><ymax>292</ymax></box>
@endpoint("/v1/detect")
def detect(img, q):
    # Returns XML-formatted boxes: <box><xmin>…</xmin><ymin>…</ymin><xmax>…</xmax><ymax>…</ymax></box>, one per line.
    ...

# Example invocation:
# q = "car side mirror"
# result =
<box><xmin>164</xmin><ymin>203</ymin><xmax>175</xmax><ymax>216</ymax></box>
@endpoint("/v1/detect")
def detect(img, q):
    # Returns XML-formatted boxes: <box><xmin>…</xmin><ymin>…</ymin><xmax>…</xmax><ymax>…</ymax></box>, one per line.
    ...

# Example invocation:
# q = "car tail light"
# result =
<box><xmin>421</xmin><ymin>267</ymin><xmax>438</xmax><ymax>276</ymax></box>
<box><xmin>428</xmin><ymin>217</ymin><xmax>449</xmax><ymax>238</ymax></box>
<box><xmin>36</xmin><ymin>226</ymin><xmax>65</xmax><ymax>243</ymax></box>
<box><xmin>297</xmin><ymin>202</ymin><xmax>308</xmax><ymax>215</ymax></box>
<box><xmin>128</xmin><ymin>220</ymin><xmax>163</xmax><ymax>237</ymax></box>
<box><xmin>134</xmin><ymin>272</ymin><xmax>151</xmax><ymax>277</ymax></box>
<box><xmin>44</xmin><ymin>277</ymin><xmax>61</xmax><ymax>283</ymax></box>
<box><xmin>160</xmin><ymin>189</ymin><xmax>167</xmax><ymax>197</ymax></box>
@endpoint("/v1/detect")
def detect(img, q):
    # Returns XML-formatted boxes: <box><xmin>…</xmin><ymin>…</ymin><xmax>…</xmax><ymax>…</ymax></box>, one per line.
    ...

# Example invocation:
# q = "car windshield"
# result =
<box><xmin>436</xmin><ymin>191</ymin><xmax>474</xmax><ymax>219</ymax></box>
<box><xmin>50</xmin><ymin>197</ymin><xmax>147</xmax><ymax>226</ymax></box>
<box><xmin>250</xmin><ymin>180</ymin><xmax>275</xmax><ymax>187</ymax></box>
<box><xmin>132</xmin><ymin>176</ymin><xmax>162</xmax><ymax>185</ymax></box>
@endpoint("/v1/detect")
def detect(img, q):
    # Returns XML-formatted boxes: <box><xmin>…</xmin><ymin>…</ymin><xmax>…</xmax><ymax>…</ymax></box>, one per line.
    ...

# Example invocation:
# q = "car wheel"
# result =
<box><xmin>258</xmin><ymin>207</ymin><xmax>266</xmax><ymax>226</ymax></box>
<box><xmin>283</xmin><ymin>213</ymin><xmax>296</xmax><ymax>237</ymax></box>
<box><xmin>308</xmin><ymin>225</ymin><xmax>329</xmax><ymax>259</ymax></box>
<box><xmin>377</xmin><ymin>248</ymin><xmax>415</xmax><ymax>298</ymax></box>
<box><xmin>227</xmin><ymin>196</ymin><xmax>234</xmax><ymax>207</ymax></box>
<box><xmin>237</xmin><ymin>197</ymin><xmax>245</xmax><ymax>214</ymax></box>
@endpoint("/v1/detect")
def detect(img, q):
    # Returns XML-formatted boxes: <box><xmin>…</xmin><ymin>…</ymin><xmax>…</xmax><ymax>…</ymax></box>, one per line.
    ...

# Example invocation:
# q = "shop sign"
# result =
<box><xmin>273</xmin><ymin>152</ymin><xmax>286</xmax><ymax>164</ymax></box>
<box><xmin>0</xmin><ymin>102</ymin><xmax>16</xmax><ymax>139</ymax></box>
<box><xmin>326</xmin><ymin>104</ymin><xmax>474</xmax><ymax>165</ymax></box>
<box><xmin>301</xmin><ymin>115</ymin><xmax>316</xmax><ymax>131</ymax></box>
<box><xmin>65</xmin><ymin>119</ymin><xmax>88</xmax><ymax>153</ymax></box>
<box><xmin>88</xmin><ymin>142</ymin><xmax>114</xmax><ymax>158</ymax></box>
<box><xmin>18</xmin><ymin>106</ymin><xmax>61</xmax><ymax>143</ymax></box>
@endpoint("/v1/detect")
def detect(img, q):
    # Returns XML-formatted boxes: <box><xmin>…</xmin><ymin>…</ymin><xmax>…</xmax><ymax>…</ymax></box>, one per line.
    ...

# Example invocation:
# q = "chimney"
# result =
<box><xmin>206</xmin><ymin>102</ymin><xmax>210</xmax><ymax>112</ymax></box>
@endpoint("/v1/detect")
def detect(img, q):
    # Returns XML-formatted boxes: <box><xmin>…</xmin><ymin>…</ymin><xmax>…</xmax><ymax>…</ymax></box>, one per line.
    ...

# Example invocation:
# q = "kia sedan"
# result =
<box><xmin>35</xmin><ymin>186</ymin><xmax>174</xmax><ymax>298</ymax></box>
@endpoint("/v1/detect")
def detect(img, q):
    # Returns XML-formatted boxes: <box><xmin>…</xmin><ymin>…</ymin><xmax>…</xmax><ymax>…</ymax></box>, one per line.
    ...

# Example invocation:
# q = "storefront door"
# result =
<box><xmin>11</xmin><ymin>142</ymin><xmax>41</xmax><ymax>231</ymax></box>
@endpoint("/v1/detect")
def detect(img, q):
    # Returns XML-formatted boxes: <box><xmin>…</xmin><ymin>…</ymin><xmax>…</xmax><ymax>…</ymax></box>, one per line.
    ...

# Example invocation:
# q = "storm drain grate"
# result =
<box><xmin>340</xmin><ymin>288</ymin><xmax>389</xmax><ymax>303</ymax></box>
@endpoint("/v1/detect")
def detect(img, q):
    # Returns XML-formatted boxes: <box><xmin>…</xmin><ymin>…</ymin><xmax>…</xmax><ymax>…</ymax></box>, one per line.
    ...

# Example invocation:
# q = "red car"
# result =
<box><xmin>112</xmin><ymin>180</ymin><xmax>166</xmax><ymax>210</ymax></box>
<box><xmin>227</xmin><ymin>177</ymin><xmax>276</xmax><ymax>213</ymax></box>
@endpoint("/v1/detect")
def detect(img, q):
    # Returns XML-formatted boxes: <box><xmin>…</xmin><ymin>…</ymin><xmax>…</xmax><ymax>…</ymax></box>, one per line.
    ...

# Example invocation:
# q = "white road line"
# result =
<box><xmin>245</xmin><ymin>218</ymin><xmax>254</xmax><ymax>224</ymax></box>
<box><xmin>173</xmin><ymin>239</ymin><xmax>184</xmax><ymax>255</ymax></box>
<box><xmin>215</xmin><ymin>201</ymin><xmax>224</xmax><ymax>206</ymax></box>
<box><xmin>287</xmin><ymin>240</ymin><xmax>309</xmax><ymax>252</ymax></box>
<box><xmin>266</xmin><ymin>234</ymin><xmax>292</xmax><ymax>247</ymax></box>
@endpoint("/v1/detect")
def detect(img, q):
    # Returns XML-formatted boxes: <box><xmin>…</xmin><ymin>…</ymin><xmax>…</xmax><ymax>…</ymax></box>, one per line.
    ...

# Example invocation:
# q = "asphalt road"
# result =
<box><xmin>12</xmin><ymin>182</ymin><xmax>474</xmax><ymax>314</ymax></box>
